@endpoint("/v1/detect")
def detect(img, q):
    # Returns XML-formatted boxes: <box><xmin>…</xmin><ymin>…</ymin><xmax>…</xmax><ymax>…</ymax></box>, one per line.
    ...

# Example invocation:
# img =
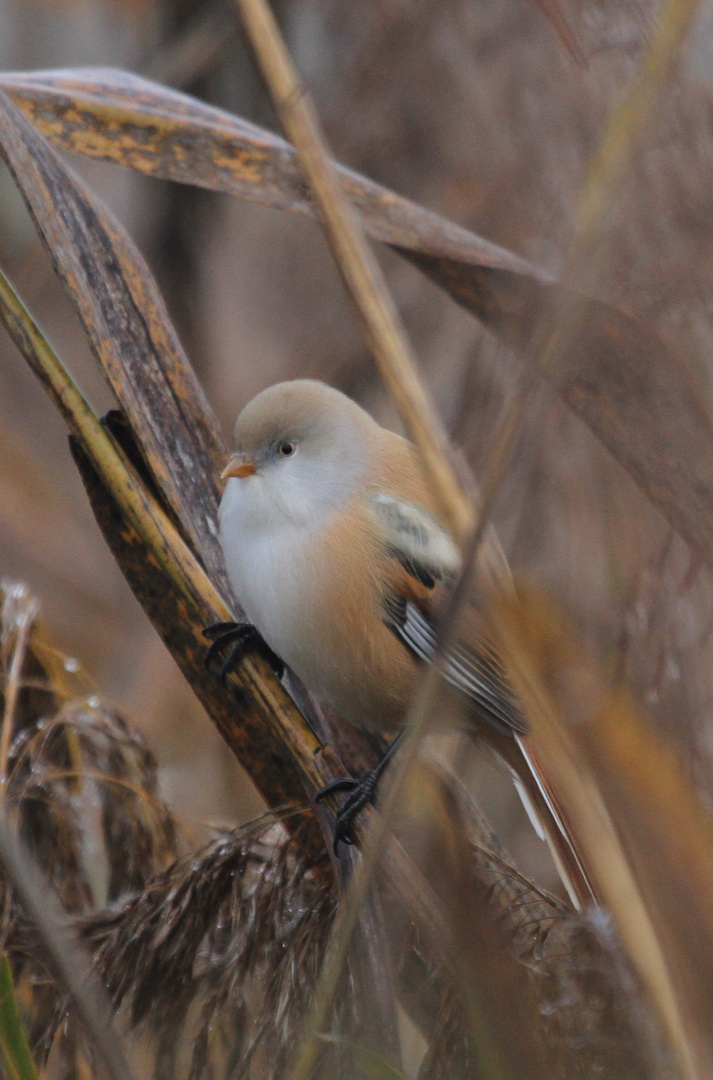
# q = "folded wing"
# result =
<box><xmin>371</xmin><ymin>493</ymin><xmax>526</xmax><ymax>736</ymax></box>
<box><xmin>371</xmin><ymin>492</ymin><xmax>597</xmax><ymax>909</ymax></box>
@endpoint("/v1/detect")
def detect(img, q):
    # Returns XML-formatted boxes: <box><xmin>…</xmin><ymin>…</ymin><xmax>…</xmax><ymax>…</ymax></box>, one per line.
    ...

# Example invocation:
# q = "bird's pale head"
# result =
<box><xmin>221</xmin><ymin>380</ymin><xmax>377</xmax><ymax>525</ymax></box>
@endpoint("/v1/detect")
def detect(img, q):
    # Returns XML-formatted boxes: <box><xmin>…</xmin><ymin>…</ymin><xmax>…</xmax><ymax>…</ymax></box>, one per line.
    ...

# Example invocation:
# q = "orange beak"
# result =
<box><xmin>221</xmin><ymin>454</ymin><xmax>257</xmax><ymax>480</ymax></box>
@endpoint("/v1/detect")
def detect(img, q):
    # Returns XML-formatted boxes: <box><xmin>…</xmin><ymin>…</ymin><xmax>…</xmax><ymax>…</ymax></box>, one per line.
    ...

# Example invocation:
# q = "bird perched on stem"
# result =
<box><xmin>212</xmin><ymin>379</ymin><xmax>593</xmax><ymax>908</ymax></box>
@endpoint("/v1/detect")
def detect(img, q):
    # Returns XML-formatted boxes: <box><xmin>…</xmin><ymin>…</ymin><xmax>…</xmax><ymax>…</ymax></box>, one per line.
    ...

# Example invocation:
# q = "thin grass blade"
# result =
<box><xmin>0</xmin><ymin>815</ymin><xmax>136</xmax><ymax>1080</ymax></box>
<box><xmin>0</xmin><ymin>956</ymin><xmax>39</xmax><ymax>1080</ymax></box>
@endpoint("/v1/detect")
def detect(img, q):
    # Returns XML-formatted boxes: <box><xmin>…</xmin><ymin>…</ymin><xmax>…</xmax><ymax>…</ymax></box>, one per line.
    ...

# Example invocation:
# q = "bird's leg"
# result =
<box><xmin>203</xmin><ymin>621</ymin><xmax>285</xmax><ymax>680</ymax></box>
<box><xmin>316</xmin><ymin>730</ymin><xmax>404</xmax><ymax>851</ymax></box>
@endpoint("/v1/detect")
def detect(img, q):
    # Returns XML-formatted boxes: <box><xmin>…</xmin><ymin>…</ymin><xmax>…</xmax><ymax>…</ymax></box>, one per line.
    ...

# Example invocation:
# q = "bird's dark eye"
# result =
<box><xmin>279</xmin><ymin>441</ymin><xmax>295</xmax><ymax>457</ymax></box>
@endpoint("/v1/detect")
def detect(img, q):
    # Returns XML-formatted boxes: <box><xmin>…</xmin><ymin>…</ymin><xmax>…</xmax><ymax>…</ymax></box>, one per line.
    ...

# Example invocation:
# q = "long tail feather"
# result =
<box><xmin>491</xmin><ymin>732</ymin><xmax>598</xmax><ymax>911</ymax></box>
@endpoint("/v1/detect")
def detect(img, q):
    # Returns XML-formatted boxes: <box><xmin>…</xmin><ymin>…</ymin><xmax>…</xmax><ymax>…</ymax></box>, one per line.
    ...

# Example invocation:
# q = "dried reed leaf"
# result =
<box><xmin>4</xmin><ymin>70</ymin><xmax>713</xmax><ymax>571</ymax></box>
<box><xmin>490</xmin><ymin>585</ymin><xmax>713</xmax><ymax>1080</ymax></box>
<box><xmin>0</xmin><ymin>85</ymin><xmax>229</xmax><ymax>594</ymax></box>
<box><xmin>0</xmin><ymin>69</ymin><xmax>535</xmax><ymax>274</ymax></box>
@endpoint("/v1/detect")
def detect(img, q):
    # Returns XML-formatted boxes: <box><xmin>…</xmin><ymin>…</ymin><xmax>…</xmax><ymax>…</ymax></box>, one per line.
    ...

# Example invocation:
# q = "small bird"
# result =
<box><xmin>214</xmin><ymin>379</ymin><xmax>592</xmax><ymax>906</ymax></box>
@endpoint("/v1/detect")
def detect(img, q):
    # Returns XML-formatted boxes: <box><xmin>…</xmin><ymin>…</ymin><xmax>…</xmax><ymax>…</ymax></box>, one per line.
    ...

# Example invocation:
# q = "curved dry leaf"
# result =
<box><xmin>4</xmin><ymin>69</ymin><xmax>713</xmax><ymax>571</ymax></box>
<box><xmin>0</xmin><ymin>68</ymin><xmax>538</xmax><ymax>275</ymax></box>
<box><xmin>0</xmin><ymin>85</ymin><xmax>229</xmax><ymax>593</ymax></box>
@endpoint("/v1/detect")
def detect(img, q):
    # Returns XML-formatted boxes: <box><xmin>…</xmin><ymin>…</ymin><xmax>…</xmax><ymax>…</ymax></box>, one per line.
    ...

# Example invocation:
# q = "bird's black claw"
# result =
<box><xmin>314</xmin><ymin>777</ymin><xmax>359</xmax><ymax>801</ymax></box>
<box><xmin>317</xmin><ymin>768</ymin><xmax>382</xmax><ymax>853</ymax></box>
<box><xmin>203</xmin><ymin>621</ymin><xmax>241</xmax><ymax>640</ymax></box>
<box><xmin>203</xmin><ymin>621</ymin><xmax>284</xmax><ymax>681</ymax></box>
<box><xmin>256</xmin><ymin>641</ymin><xmax>285</xmax><ymax>680</ymax></box>
<box><xmin>333</xmin><ymin>820</ymin><xmax>356</xmax><ymax>849</ymax></box>
<box><xmin>204</xmin><ymin>621</ymin><xmax>254</xmax><ymax>677</ymax></box>
<box><xmin>316</xmin><ymin>732</ymin><xmax>404</xmax><ymax>852</ymax></box>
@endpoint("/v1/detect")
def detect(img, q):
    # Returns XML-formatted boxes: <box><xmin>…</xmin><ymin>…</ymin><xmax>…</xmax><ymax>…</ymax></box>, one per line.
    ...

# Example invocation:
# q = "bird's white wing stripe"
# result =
<box><xmin>446</xmin><ymin>654</ymin><xmax>500</xmax><ymax>702</ymax></box>
<box><xmin>400</xmin><ymin>609</ymin><xmax>436</xmax><ymax>659</ymax></box>
<box><xmin>405</xmin><ymin>605</ymin><xmax>502</xmax><ymax>705</ymax></box>
<box><xmin>373</xmin><ymin>495</ymin><xmax>525</xmax><ymax>734</ymax></box>
<box><xmin>446</xmin><ymin>648</ymin><xmax>511</xmax><ymax>708</ymax></box>
<box><xmin>404</xmin><ymin>606</ymin><xmax>506</xmax><ymax>710</ymax></box>
<box><xmin>388</xmin><ymin>599</ymin><xmax>525</xmax><ymax>734</ymax></box>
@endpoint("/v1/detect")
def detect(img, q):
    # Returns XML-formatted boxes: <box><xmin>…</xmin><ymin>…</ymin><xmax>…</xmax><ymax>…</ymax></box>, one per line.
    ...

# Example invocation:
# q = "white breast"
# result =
<box><xmin>218</xmin><ymin>475</ymin><xmax>323</xmax><ymax>667</ymax></box>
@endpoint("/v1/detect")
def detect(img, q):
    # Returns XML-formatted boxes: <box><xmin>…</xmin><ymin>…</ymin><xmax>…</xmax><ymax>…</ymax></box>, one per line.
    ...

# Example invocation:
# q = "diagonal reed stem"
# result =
<box><xmin>0</xmin><ymin>267</ymin><xmax>229</xmax><ymax>625</ymax></box>
<box><xmin>231</xmin><ymin>4</ymin><xmax>534</xmax><ymax>1076</ymax></box>
<box><xmin>234</xmin><ymin>0</ymin><xmax>473</xmax><ymax>544</ymax></box>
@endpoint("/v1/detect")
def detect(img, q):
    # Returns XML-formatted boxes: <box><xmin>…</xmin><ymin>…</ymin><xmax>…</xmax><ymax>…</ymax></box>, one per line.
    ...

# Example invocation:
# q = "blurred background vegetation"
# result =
<box><xmin>1</xmin><ymin>0</ymin><xmax>712</xmax><ymax>898</ymax></box>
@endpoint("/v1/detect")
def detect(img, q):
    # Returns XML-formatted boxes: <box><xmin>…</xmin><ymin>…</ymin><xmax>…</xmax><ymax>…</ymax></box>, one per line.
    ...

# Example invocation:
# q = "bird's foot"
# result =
<box><xmin>316</xmin><ymin>733</ymin><xmax>403</xmax><ymax>852</ymax></box>
<box><xmin>203</xmin><ymin>621</ymin><xmax>285</xmax><ymax>680</ymax></box>
<box><xmin>316</xmin><ymin>771</ymin><xmax>381</xmax><ymax>851</ymax></box>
